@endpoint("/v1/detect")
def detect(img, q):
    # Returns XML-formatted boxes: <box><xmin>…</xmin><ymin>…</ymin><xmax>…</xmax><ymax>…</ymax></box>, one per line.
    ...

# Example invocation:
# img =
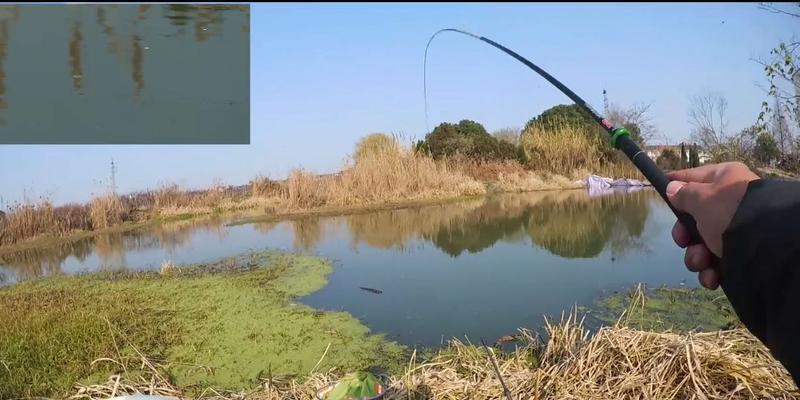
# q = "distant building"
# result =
<box><xmin>643</xmin><ymin>143</ymin><xmax>710</xmax><ymax>165</ymax></box>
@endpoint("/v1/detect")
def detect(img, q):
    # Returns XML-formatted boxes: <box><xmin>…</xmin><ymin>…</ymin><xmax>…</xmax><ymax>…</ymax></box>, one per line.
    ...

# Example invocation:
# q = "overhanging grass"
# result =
<box><xmin>0</xmin><ymin>252</ymin><xmax>405</xmax><ymax>398</ymax></box>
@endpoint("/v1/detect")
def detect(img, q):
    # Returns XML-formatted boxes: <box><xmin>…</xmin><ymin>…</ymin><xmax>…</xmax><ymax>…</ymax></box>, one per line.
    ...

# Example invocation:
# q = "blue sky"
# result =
<box><xmin>1</xmin><ymin>3</ymin><xmax>797</xmax><ymax>206</ymax></box>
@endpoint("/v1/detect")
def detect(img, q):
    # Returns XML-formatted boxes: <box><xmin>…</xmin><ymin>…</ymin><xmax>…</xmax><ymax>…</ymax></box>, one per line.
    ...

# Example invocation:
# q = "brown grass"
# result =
<box><xmin>89</xmin><ymin>194</ymin><xmax>128</xmax><ymax>230</ymax></box>
<box><xmin>522</xmin><ymin>122</ymin><xmax>642</xmax><ymax>180</ymax></box>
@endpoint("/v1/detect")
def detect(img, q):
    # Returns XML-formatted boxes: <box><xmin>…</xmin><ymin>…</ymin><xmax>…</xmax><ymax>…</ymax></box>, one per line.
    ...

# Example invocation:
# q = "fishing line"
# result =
<box><xmin>422</xmin><ymin>28</ymin><xmax>707</xmax><ymax>249</ymax></box>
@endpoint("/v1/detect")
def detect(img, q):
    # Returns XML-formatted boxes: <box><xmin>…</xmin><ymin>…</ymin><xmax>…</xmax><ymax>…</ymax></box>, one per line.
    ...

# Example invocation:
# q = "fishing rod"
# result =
<box><xmin>424</xmin><ymin>28</ymin><xmax>705</xmax><ymax>247</ymax></box>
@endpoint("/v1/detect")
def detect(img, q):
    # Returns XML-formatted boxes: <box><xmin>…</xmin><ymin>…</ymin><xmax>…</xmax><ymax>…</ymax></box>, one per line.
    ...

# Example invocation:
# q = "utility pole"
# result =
<box><xmin>110</xmin><ymin>158</ymin><xmax>117</xmax><ymax>194</ymax></box>
<box><xmin>602</xmin><ymin>89</ymin><xmax>610</xmax><ymax>116</ymax></box>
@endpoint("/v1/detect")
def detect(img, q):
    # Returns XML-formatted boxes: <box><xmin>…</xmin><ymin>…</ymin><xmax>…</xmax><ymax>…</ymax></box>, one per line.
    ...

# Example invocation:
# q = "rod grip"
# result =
<box><xmin>615</xmin><ymin>136</ymin><xmax>704</xmax><ymax>245</ymax></box>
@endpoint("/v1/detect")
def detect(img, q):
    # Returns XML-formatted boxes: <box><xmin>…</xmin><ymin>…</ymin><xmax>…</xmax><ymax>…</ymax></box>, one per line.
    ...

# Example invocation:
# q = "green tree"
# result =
<box><xmin>656</xmin><ymin>148</ymin><xmax>680</xmax><ymax>170</ymax></box>
<box><xmin>753</xmin><ymin>131</ymin><xmax>781</xmax><ymax>165</ymax></box>
<box><xmin>679</xmin><ymin>143</ymin><xmax>688</xmax><ymax>168</ymax></box>
<box><xmin>689</xmin><ymin>144</ymin><xmax>701</xmax><ymax>167</ymax></box>
<box><xmin>524</xmin><ymin>104</ymin><xmax>598</xmax><ymax>134</ymax></box>
<box><xmin>423</xmin><ymin>120</ymin><xmax>519</xmax><ymax>161</ymax></box>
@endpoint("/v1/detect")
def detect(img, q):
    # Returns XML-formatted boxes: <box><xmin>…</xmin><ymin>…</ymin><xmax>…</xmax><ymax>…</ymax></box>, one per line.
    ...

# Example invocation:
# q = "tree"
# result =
<box><xmin>523</xmin><ymin>104</ymin><xmax>600</xmax><ymax>136</ymax></box>
<box><xmin>656</xmin><ymin>148</ymin><xmax>680</xmax><ymax>170</ymax></box>
<box><xmin>689</xmin><ymin>144</ymin><xmax>701</xmax><ymax>167</ymax></box>
<box><xmin>689</xmin><ymin>92</ymin><xmax>731</xmax><ymax>159</ymax></box>
<box><xmin>755</xmin><ymin>3</ymin><xmax>799</xmax><ymax>139</ymax></box>
<box><xmin>423</xmin><ymin>120</ymin><xmax>518</xmax><ymax>161</ymax></box>
<box><xmin>353</xmin><ymin>133</ymin><xmax>400</xmax><ymax>163</ymax></box>
<box><xmin>606</xmin><ymin>102</ymin><xmax>656</xmax><ymax>145</ymax></box>
<box><xmin>492</xmin><ymin>127</ymin><xmax>521</xmax><ymax>146</ymax></box>
<box><xmin>679</xmin><ymin>142</ymin><xmax>688</xmax><ymax>168</ymax></box>
<box><xmin>754</xmin><ymin>130</ymin><xmax>781</xmax><ymax>165</ymax></box>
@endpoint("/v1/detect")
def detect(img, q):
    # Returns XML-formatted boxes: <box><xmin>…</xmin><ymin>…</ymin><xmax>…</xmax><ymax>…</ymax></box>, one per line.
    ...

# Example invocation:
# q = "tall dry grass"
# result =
<box><xmin>89</xmin><ymin>194</ymin><xmax>128</xmax><ymax>230</ymax></box>
<box><xmin>522</xmin><ymin>121</ymin><xmax>641</xmax><ymax>180</ymax></box>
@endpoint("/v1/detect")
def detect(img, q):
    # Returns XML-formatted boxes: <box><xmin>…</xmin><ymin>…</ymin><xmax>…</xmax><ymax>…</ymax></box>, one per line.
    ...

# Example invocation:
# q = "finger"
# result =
<box><xmin>684</xmin><ymin>244</ymin><xmax>714</xmax><ymax>272</ymax></box>
<box><xmin>699</xmin><ymin>268</ymin><xmax>720</xmax><ymax>290</ymax></box>
<box><xmin>672</xmin><ymin>221</ymin><xmax>690</xmax><ymax>248</ymax></box>
<box><xmin>666</xmin><ymin>181</ymin><xmax>711</xmax><ymax>216</ymax></box>
<box><xmin>667</xmin><ymin>164</ymin><xmax>723</xmax><ymax>183</ymax></box>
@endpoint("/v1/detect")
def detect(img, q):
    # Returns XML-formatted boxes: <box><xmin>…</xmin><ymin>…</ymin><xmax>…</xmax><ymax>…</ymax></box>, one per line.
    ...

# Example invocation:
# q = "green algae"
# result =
<box><xmin>587</xmin><ymin>286</ymin><xmax>740</xmax><ymax>332</ymax></box>
<box><xmin>0</xmin><ymin>251</ymin><xmax>405</xmax><ymax>398</ymax></box>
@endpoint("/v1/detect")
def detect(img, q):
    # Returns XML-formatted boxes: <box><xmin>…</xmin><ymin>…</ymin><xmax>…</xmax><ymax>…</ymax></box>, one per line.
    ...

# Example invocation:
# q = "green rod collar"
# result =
<box><xmin>611</xmin><ymin>128</ymin><xmax>630</xmax><ymax>149</ymax></box>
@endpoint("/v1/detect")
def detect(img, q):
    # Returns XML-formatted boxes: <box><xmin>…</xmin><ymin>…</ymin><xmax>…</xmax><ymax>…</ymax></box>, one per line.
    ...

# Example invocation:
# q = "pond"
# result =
<box><xmin>0</xmin><ymin>4</ymin><xmax>249</xmax><ymax>144</ymax></box>
<box><xmin>0</xmin><ymin>189</ymin><xmax>695</xmax><ymax>347</ymax></box>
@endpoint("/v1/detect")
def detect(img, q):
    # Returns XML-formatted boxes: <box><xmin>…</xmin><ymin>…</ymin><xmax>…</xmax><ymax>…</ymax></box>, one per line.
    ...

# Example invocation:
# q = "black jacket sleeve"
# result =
<box><xmin>721</xmin><ymin>178</ymin><xmax>800</xmax><ymax>383</ymax></box>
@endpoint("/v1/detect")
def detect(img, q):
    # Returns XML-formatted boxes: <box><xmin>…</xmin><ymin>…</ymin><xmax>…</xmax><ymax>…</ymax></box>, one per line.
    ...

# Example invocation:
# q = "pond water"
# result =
<box><xmin>0</xmin><ymin>189</ymin><xmax>696</xmax><ymax>347</ymax></box>
<box><xmin>0</xmin><ymin>4</ymin><xmax>249</xmax><ymax>144</ymax></box>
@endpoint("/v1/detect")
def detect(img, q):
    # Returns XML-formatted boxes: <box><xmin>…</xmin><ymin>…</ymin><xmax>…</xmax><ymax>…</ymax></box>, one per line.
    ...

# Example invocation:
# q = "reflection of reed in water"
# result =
<box><xmin>527</xmin><ymin>190</ymin><xmax>654</xmax><ymax>259</ymax></box>
<box><xmin>93</xmin><ymin>231</ymin><xmax>126</xmax><ymax>269</ymax></box>
<box><xmin>131</xmin><ymin>35</ymin><xmax>143</xmax><ymax>96</ymax></box>
<box><xmin>68</xmin><ymin>21</ymin><xmax>83</xmax><ymax>94</ymax></box>
<box><xmin>292</xmin><ymin>217</ymin><xmax>322</xmax><ymax>252</ymax></box>
<box><xmin>253</xmin><ymin>221</ymin><xmax>278</xmax><ymax>235</ymax></box>
<box><xmin>0</xmin><ymin>238</ymin><xmax>93</xmax><ymax>280</ymax></box>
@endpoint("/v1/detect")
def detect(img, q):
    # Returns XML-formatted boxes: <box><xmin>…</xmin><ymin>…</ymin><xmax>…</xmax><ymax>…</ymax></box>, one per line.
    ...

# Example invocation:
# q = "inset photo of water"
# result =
<box><xmin>0</xmin><ymin>4</ymin><xmax>249</xmax><ymax>144</ymax></box>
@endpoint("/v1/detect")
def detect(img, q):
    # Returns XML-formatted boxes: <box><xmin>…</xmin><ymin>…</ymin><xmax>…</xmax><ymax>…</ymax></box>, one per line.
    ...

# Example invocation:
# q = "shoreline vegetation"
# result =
<box><xmin>1</xmin><ymin>252</ymin><xmax>796</xmax><ymax>399</ymax></box>
<box><xmin>0</xmin><ymin>120</ymin><xmax>645</xmax><ymax>252</ymax></box>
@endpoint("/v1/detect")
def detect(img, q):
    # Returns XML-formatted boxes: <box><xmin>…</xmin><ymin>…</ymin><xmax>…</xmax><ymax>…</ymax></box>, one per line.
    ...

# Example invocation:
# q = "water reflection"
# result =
<box><xmin>0</xmin><ymin>189</ymin><xmax>660</xmax><ymax>281</ymax></box>
<box><xmin>0</xmin><ymin>4</ymin><xmax>249</xmax><ymax>142</ymax></box>
<box><xmin>0</xmin><ymin>215</ymin><xmax>228</xmax><ymax>280</ymax></box>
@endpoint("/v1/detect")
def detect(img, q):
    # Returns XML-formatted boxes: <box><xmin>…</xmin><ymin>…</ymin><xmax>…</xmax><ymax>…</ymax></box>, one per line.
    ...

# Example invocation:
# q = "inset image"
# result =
<box><xmin>0</xmin><ymin>4</ymin><xmax>249</xmax><ymax>144</ymax></box>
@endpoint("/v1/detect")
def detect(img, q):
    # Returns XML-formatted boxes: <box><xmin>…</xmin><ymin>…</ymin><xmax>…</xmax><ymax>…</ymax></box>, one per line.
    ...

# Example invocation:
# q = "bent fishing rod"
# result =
<box><xmin>424</xmin><ymin>28</ymin><xmax>705</xmax><ymax>247</ymax></box>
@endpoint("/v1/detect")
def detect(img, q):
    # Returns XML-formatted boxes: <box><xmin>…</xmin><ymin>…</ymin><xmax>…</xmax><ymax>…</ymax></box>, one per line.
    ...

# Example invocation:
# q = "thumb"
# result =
<box><xmin>666</xmin><ymin>180</ymin><xmax>709</xmax><ymax>216</ymax></box>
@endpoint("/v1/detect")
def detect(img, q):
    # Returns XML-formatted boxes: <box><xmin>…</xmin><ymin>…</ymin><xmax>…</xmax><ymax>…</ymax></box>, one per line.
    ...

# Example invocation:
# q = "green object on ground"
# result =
<box><xmin>325</xmin><ymin>371</ymin><xmax>383</xmax><ymax>400</ymax></box>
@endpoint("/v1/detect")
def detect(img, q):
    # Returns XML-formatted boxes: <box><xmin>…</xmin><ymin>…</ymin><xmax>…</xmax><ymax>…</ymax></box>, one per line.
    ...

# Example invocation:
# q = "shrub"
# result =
<box><xmin>353</xmin><ymin>133</ymin><xmax>400</xmax><ymax>163</ymax></box>
<box><xmin>423</xmin><ymin>120</ymin><xmax>520</xmax><ymax>161</ymax></box>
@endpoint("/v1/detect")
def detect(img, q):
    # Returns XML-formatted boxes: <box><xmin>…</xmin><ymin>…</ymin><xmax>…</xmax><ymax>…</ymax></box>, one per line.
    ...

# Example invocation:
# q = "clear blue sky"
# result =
<box><xmin>1</xmin><ymin>3</ymin><xmax>796</xmax><ymax>206</ymax></box>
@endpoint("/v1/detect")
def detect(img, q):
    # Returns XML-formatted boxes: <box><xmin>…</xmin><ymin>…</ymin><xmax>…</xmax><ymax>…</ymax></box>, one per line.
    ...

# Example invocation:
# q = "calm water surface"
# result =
<box><xmin>0</xmin><ymin>189</ymin><xmax>695</xmax><ymax>347</ymax></box>
<box><xmin>0</xmin><ymin>4</ymin><xmax>249</xmax><ymax>143</ymax></box>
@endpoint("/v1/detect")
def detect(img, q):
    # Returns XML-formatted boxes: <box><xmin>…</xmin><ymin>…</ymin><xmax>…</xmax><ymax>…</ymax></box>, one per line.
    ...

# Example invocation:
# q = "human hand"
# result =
<box><xmin>666</xmin><ymin>162</ymin><xmax>760</xmax><ymax>289</ymax></box>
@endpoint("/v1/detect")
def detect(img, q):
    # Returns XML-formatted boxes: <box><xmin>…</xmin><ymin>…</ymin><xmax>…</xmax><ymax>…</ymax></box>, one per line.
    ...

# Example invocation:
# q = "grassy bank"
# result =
<box><xmin>0</xmin><ymin>151</ymin><xmax>594</xmax><ymax>250</ymax></box>
<box><xmin>67</xmin><ymin>288</ymin><xmax>797</xmax><ymax>400</ymax></box>
<box><xmin>0</xmin><ymin>252</ymin><xmax>405</xmax><ymax>398</ymax></box>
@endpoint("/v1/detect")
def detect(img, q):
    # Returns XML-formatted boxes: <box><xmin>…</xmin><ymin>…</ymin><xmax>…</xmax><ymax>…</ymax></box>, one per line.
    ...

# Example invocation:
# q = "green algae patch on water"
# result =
<box><xmin>0</xmin><ymin>252</ymin><xmax>405</xmax><ymax>398</ymax></box>
<box><xmin>587</xmin><ymin>286</ymin><xmax>740</xmax><ymax>332</ymax></box>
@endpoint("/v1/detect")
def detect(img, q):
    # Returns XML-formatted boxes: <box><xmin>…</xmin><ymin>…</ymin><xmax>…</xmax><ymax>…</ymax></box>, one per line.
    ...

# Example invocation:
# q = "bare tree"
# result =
<box><xmin>757</xmin><ymin>2</ymin><xmax>800</xmax><ymax>18</ymax></box>
<box><xmin>689</xmin><ymin>92</ymin><xmax>730</xmax><ymax>151</ymax></box>
<box><xmin>606</xmin><ymin>102</ymin><xmax>656</xmax><ymax>144</ymax></box>
<box><xmin>772</xmin><ymin>94</ymin><xmax>793</xmax><ymax>154</ymax></box>
<box><xmin>492</xmin><ymin>127</ymin><xmax>521</xmax><ymax>146</ymax></box>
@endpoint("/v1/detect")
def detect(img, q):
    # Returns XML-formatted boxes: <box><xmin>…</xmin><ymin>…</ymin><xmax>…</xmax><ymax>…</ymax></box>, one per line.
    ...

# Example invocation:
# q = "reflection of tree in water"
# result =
<box><xmin>527</xmin><ymin>190</ymin><xmax>653</xmax><ymax>258</ymax></box>
<box><xmin>162</xmin><ymin>4</ymin><xmax>248</xmax><ymax>42</ymax></box>
<box><xmin>428</xmin><ymin>199</ymin><xmax>531</xmax><ymax>257</ymax></box>
<box><xmin>68</xmin><ymin>21</ymin><xmax>83</xmax><ymax>93</ymax></box>
<box><xmin>344</xmin><ymin>200</ymin><xmax>484</xmax><ymax>251</ymax></box>
<box><xmin>131</xmin><ymin>35</ymin><xmax>143</xmax><ymax>96</ymax></box>
<box><xmin>0</xmin><ymin>6</ymin><xmax>19</xmax><ymax>125</ymax></box>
